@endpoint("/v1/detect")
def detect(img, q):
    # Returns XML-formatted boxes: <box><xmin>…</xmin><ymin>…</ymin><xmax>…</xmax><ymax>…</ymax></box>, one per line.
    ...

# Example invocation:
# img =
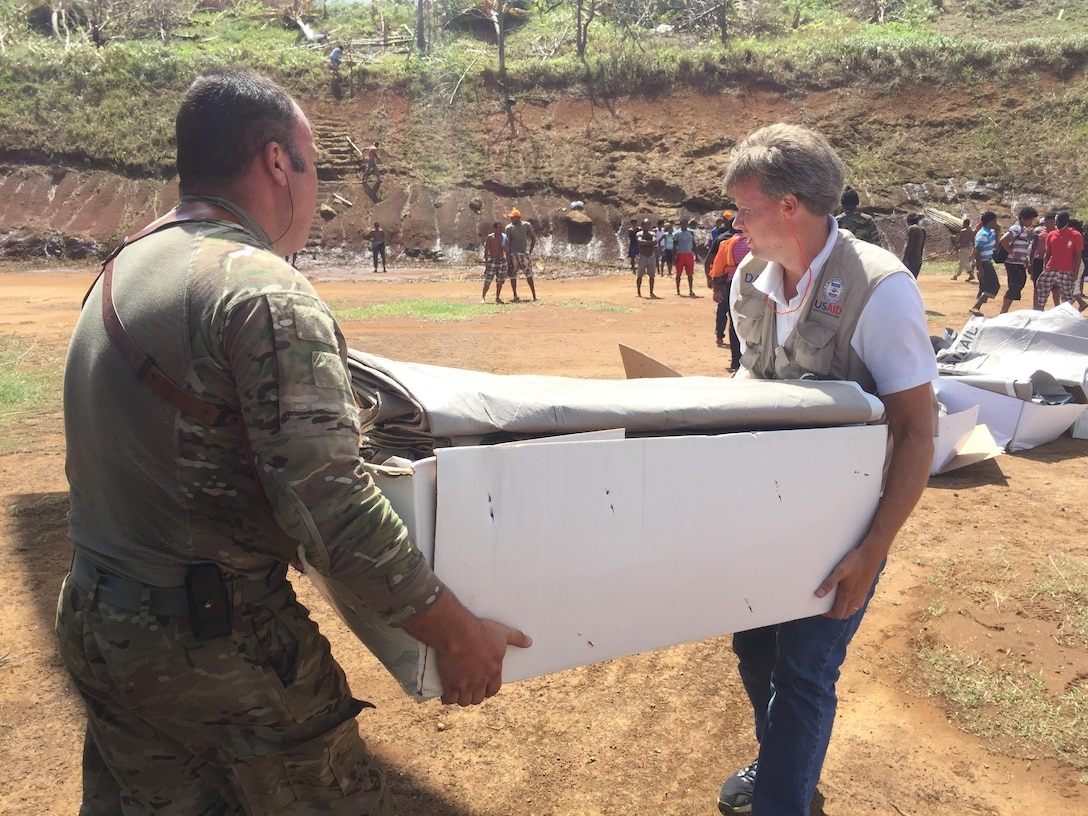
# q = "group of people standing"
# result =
<box><xmin>958</xmin><ymin>208</ymin><xmax>1088</xmax><ymax>317</ymax></box>
<box><xmin>481</xmin><ymin>208</ymin><xmax>538</xmax><ymax>303</ymax></box>
<box><xmin>625</xmin><ymin>216</ymin><xmax>699</xmax><ymax>297</ymax></box>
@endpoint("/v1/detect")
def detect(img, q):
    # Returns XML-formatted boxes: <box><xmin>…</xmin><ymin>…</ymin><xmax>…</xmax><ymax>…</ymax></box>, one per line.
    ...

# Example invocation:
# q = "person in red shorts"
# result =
<box><xmin>672</xmin><ymin>217</ymin><xmax>698</xmax><ymax>296</ymax></box>
<box><xmin>1038</xmin><ymin>210</ymin><xmax>1084</xmax><ymax>310</ymax></box>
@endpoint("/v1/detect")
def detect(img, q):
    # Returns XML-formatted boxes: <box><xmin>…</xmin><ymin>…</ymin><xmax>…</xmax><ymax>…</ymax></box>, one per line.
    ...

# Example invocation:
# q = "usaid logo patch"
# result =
<box><xmin>813</xmin><ymin>276</ymin><xmax>845</xmax><ymax>316</ymax></box>
<box><xmin>823</xmin><ymin>277</ymin><xmax>845</xmax><ymax>303</ymax></box>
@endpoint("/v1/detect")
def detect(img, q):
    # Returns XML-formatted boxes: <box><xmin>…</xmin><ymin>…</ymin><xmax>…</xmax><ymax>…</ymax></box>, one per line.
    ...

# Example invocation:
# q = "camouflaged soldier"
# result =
<box><xmin>835</xmin><ymin>186</ymin><xmax>882</xmax><ymax>246</ymax></box>
<box><xmin>57</xmin><ymin>68</ymin><xmax>530</xmax><ymax>816</ymax></box>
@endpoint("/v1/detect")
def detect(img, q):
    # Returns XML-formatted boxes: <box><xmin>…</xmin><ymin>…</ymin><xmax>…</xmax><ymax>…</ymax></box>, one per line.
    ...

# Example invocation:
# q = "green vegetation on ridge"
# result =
<box><xmin>4</xmin><ymin>0</ymin><xmax>1088</xmax><ymax>181</ymax></box>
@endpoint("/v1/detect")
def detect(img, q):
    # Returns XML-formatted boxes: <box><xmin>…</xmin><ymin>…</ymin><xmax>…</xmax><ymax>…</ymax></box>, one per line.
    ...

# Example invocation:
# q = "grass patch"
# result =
<box><xmin>0</xmin><ymin>336</ymin><xmax>61</xmax><ymax>406</ymax></box>
<box><xmin>1033</xmin><ymin>554</ymin><xmax>1088</xmax><ymax>650</ymax></box>
<box><xmin>911</xmin><ymin>543</ymin><xmax>1088</xmax><ymax>771</ymax></box>
<box><xmin>915</xmin><ymin>644</ymin><xmax>1088</xmax><ymax>770</ymax></box>
<box><xmin>0</xmin><ymin>335</ymin><xmax>64</xmax><ymax>452</ymax></box>
<box><xmin>332</xmin><ymin>299</ymin><xmax>498</xmax><ymax>322</ymax></box>
<box><xmin>558</xmin><ymin>299</ymin><xmax>636</xmax><ymax>313</ymax></box>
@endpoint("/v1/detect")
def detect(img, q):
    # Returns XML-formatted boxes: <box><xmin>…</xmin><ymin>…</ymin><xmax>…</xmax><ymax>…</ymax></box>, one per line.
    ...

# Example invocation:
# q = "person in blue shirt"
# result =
<box><xmin>970</xmin><ymin>211</ymin><xmax>1000</xmax><ymax>316</ymax></box>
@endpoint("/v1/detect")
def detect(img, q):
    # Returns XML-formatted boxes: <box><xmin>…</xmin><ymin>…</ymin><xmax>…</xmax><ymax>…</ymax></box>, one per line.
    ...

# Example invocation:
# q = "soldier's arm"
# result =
<box><xmin>222</xmin><ymin>287</ymin><xmax>436</xmax><ymax>619</ymax></box>
<box><xmin>222</xmin><ymin>284</ymin><xmax>530</xmax><ymax>702</ymax></box>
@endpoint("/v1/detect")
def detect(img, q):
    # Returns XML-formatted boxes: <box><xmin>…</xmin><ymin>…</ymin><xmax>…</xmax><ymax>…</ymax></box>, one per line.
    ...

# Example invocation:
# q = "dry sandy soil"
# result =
<box><xmin>1</xmin><ymin>259</ymin><xmax>1086</xmax><ymax>815</ymax></box>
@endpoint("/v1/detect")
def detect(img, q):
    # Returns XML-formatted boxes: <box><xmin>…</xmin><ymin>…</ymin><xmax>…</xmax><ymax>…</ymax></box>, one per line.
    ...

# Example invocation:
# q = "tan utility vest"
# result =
<box><xmin>733</xmin><ymin>231</ymin><xmax>903</xmax><ymax>395</ymax></box>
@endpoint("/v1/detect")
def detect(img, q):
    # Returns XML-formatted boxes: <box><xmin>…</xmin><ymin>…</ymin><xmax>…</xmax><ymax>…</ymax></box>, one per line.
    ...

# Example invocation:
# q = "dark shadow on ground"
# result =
<box><xmin>926</xmin><ymin>457</ymin><xmax>1010</xmax><ymax>490</ymax></box>
<box><xmin>6</xmin><ymin>491</ymin><xmax>71</xmax><ymax>633</ymax></box>
<box><xmin>1013</xmin><ymin>434</ymin><xmax>1087</xmax><ymax>465</ymax></box>
<box><xmin>363</xmin><ymin>176</ymin><xmax>381</xmax><ymax>202</ymax></box>
<box><xmin>5</xmin><ymin>491</ymin><xmax>477</xmax><ymax>816</ymax></box>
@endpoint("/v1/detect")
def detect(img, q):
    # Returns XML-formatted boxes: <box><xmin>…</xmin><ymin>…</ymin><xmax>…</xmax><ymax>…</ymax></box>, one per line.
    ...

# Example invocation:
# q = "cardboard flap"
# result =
<box><xmin>618</xmin><ymin>344</ymin><xmax>683</xmax><ymax>379</ymax></box>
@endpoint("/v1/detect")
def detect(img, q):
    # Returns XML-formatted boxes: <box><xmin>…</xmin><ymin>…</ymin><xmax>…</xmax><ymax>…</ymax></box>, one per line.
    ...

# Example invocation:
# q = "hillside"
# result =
<box><xmin>4</xmin><ymin>3</ymin><xmax>1088</xmax><ymax>263</ymax></box>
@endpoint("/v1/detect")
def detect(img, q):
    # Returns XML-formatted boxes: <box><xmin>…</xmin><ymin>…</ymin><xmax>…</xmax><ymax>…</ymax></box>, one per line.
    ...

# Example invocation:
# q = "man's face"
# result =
<box><xmin>730</xmin><ymin>176</ymin><xmax>787</xmax><ymax>262</ymax></box>
<box><xmin>279</xmin><ymin>106</ymin><xmax>319</xmax><ymax>254</ymax></box>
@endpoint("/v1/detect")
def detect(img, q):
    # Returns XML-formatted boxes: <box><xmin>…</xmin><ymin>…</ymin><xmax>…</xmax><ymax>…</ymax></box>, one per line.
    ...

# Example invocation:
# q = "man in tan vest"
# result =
<box><xmin>716</xmin><ymin>124</ymin><xmax>936</xmax><ymax>816</ymax></box>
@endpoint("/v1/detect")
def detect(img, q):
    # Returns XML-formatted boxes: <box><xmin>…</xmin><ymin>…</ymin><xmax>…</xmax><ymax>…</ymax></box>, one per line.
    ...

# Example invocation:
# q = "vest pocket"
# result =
<box><xmin>788</xmin><ymin>320</ymin><xmax>838</xmax><ymax>378</ymax></box>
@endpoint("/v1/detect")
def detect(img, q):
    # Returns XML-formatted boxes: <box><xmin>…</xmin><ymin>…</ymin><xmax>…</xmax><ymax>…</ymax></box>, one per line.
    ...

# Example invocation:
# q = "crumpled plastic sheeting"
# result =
<box><xmin>936</xmin><ymin>303</ymin><xmax>1088</xmax><ymax>390</ymax></box>
<box><xmin>347</xmin><ymin>349</ymin><xmax>885</xmax><ymax>461</ymax></box>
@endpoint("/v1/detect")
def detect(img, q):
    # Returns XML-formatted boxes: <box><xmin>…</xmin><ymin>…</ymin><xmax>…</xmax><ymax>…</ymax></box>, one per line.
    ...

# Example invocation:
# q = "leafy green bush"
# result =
<box><xmin>4</xmin><ymin>0</ymin><xmax>1088</xmax><ymax>175</ymax></box>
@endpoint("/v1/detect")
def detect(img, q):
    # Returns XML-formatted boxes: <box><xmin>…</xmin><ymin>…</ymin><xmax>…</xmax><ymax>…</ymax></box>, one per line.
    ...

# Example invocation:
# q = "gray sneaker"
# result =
<box><xmin>717</xmin><ymin>759</ymin><xmax>757</xmax><ymax>814</ymax></box>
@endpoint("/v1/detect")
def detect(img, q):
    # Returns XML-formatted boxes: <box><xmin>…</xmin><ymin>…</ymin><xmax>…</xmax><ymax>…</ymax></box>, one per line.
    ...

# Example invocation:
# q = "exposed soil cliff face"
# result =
<box><xmin>0</xmin><ymin>84</ymin><xmax>1058</xmax><ymax>263</ymax></box>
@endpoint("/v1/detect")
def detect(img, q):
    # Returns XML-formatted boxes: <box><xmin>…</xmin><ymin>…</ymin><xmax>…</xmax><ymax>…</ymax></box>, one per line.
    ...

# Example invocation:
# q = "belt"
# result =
<box><xmin>69</xmin><ymin>553</ymin><xmax>288</xmax><ymax>617</ymax></box>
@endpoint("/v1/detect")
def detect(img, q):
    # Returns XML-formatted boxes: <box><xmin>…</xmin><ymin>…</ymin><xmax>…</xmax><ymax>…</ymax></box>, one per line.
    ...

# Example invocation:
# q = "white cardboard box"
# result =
<box><xmin>307</xmin><ymin>424</ymin><xmax>888</xmax><ymax>699</ymax></box>
<box><xmin>1072</xmin><ymin>407</ymin><xmax>1088</xmax><ymax>439</ymax></box>
<box><xmin>930</xmin><ymin>404</ymin><xmax>1002</xmax><ymax>475</ymax></box>
<box><xmin>933</xmin><ymin>377</ymin><xmax>1087</xmax><ymax>453</ymax></box>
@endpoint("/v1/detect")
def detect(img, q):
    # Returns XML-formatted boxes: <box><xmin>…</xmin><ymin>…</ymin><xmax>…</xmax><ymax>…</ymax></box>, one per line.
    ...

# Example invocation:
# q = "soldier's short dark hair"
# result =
<box><xmin>906</xmin><ymin>212</ymin><xmax>922</xmax><ymax>225</ymax></box>
<box><xmin>177</xmin><ymin>68</ymin><xmax>306</xmax><ymax>192</ymax></box>
<box><xmin>841</xmin><ymin>187</ymin><xmax>860</xmax><ymax>209</ymax></box>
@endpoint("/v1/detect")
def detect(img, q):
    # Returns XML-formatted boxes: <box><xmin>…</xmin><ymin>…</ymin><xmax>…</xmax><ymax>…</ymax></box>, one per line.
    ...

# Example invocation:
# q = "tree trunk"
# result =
<box><xmin>493</xmin><ymin>4</ymin><xmax>507</xmax><ymax>93</ymax></box>
<box><xmin>416</xmin><ymin>0</ymin><xmax>426</xmax><ymax>53</ymax></box>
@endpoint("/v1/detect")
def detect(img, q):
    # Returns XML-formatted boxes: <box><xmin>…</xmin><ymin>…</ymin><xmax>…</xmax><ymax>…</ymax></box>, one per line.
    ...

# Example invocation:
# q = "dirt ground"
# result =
<box><xmin>1</xmin><ymin>260</ymin><xmax>1086</xmax><ymax>816</ymax></box>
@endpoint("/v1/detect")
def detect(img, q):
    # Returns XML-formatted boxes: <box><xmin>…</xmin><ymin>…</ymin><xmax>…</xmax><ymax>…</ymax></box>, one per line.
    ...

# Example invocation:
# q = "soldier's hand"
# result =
<box><xmin>401</xmin><ymin>590</ymin><xmax>531</xmax><ymax>706</ymax></box>
<box><xmin>435</xmin><ymin>617</ymin><xmax>532</xmax><ymax>706</ymax></box>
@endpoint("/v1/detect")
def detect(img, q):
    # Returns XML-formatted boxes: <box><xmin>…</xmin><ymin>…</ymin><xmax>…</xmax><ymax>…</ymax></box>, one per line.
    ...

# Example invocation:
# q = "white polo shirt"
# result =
<box><xmin>730</xmin><ymin>218</ymin><xmax>937</xmax><ymax>397</ymax></box>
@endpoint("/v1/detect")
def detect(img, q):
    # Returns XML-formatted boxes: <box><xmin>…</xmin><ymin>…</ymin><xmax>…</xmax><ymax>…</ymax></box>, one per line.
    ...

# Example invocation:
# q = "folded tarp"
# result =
<box><xmin>347</xmin><ymin>350</ymin><xmax>886</xmax><ymax>460</ymax></box>
<box><xmin>935</xmin><ymin>304</ymin><xmax>1088</xmax><ymax>393</ymax></box>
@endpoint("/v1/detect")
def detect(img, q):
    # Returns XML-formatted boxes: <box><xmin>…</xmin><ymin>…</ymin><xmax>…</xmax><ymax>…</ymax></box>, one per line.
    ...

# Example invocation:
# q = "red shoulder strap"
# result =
<box><xmin>94</xmin><ymin>205</ymin><xmax>246</xmax><ymax>438</ymax></box>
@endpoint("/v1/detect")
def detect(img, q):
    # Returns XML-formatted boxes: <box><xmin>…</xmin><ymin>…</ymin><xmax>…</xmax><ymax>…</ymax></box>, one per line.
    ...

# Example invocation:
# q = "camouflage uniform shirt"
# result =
<box><xmin>836</xmin><ymin>209</ymin><xmax>881</xmax><ymax>246</ymax></box>
<box><xmin>64</xmin><ymin>202</ymin><xmax>440</xmax><ymax>624</ymax></box>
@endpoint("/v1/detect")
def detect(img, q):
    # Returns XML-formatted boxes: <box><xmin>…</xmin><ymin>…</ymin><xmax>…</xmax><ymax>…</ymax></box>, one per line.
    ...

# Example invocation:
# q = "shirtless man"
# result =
<box><xmin>482</xmin><ymin>221</ymin><xmax>508</xmax><ymax>303</ymax></box>
<box><xmin>951</xmin><ymin>217</ymin><xmax>975</xmax><ymax>281</ymax></box>
<box><xmin>364</xmin><ymin>141</ymin><xmax>380</xmax><ymax>182</ymax></box>
<box><xmin>366</xmin><ymin>221</ymin><xmax>387</xmax><ymax>273</ymax></box>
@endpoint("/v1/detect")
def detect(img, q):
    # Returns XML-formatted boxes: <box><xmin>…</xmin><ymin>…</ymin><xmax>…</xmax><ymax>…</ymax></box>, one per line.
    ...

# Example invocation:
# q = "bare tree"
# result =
<box><xmin>40</xmin><ymin>0</ymin><xmax>201</xmax><ymax>46</ymax></box>
<box><xmin>660</xmin><ymin>0</ymin><xmax>734</xmax><ymax>44</ymax></box>
<box><xmin>417</xmin><ymin>0</ymin><xmax>427</xmax><ymax>52</ymax></box>
<box><xmin>608</xmin><ymin>0</ymin><xmax>657</xmax><ymax>30</ymax></box>
<box><xmin>573</xmin><ymin>0</ymin><xmax>596</xmax><ymax>59</ymax></box>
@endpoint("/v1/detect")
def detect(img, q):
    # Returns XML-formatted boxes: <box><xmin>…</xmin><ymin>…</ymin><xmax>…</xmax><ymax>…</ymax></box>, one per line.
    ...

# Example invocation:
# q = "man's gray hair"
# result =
<box><xmin>724</xmin><ymin>124</ymin><xmax>845</xmax><ymax>217</ymax></box>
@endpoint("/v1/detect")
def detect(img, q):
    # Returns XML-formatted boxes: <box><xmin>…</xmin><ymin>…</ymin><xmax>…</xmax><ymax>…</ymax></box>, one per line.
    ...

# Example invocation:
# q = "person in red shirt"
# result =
<box><xmin>1038</xmin><ymin>210</ymin><xmax>1084</xmax><ymax>310</ymax></box>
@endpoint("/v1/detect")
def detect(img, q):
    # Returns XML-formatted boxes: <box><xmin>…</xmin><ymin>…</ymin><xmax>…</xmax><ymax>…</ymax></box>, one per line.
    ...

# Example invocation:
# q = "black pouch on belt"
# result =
<box><xmin>186</xmin><ymin>563</ymin><xmax>232</xmax><ymax>639</ymax></box>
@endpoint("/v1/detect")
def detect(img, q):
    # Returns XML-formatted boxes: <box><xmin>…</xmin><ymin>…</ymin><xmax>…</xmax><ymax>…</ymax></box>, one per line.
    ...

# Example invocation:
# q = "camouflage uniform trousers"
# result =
<box><xmin>55</xmin><ymin>573</ymin><xmax>394</xmax><ymax>816</ymax></box>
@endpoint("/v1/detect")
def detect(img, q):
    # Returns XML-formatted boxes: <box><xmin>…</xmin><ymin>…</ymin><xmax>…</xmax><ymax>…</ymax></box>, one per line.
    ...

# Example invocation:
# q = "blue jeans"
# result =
<box><xmin>731</xmin><ymin>563</ymin><xmax>884</xmax><ymax>815</ymax></box>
